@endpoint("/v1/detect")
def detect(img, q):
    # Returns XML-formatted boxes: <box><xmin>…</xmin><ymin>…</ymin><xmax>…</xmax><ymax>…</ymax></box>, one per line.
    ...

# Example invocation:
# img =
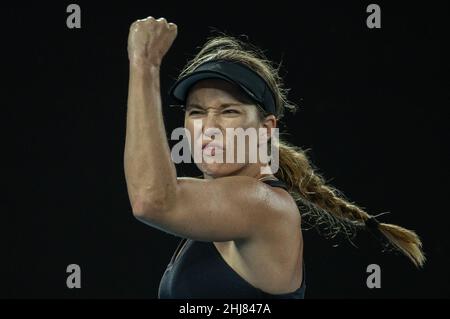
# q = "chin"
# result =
<box><xmin>197</xmin><ymin>162</ymin><xmax>246</xmax><ymax>178</ymax></box>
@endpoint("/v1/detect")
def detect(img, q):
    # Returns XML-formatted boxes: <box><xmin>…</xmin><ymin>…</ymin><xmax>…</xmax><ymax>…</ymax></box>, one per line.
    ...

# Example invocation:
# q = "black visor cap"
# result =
<box><xmin>168</xmin><ymin>60</ymin><xmax>276</xmax><ymax>115</ymax></box>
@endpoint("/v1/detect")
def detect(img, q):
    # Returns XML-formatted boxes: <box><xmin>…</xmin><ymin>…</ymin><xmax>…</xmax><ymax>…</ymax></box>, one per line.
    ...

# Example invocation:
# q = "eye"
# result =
<box><xmin>188</xmin><ymin>110</ymin><xmax>203</xmax><ymax>115</ymax></box>
<box><xmin>223</xmin><ymin>109</ymin><xmax>240</xmax><ymax>114</ymax></box>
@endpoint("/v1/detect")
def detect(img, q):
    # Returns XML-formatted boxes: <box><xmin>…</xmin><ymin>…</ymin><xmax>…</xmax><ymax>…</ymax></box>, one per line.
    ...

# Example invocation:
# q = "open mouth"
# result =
<box><xmin>202</xmin><ymin>144</ymin><xmax>224</xmax><ymax>156</ymax></box>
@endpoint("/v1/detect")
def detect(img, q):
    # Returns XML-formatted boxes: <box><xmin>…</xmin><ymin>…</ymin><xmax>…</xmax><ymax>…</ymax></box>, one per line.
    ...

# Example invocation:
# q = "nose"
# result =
<box><xmin>202</xmin><ymin>113</ymin><xmax>222</xmax><ymax>139</ymax></box>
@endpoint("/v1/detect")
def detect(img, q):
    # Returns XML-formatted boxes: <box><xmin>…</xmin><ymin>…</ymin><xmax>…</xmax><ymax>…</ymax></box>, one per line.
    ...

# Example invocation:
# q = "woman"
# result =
<box><xmin>124</xmin><ymin>16</ymin><xmax>425</xmax><ymax>299</ymax></box>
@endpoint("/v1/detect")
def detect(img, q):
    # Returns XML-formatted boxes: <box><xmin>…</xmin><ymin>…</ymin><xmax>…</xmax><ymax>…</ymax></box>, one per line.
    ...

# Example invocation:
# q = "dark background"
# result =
<box><xmin>4</xmin><ymin>1</ymin><xmax>449</xmax><ymax>298</ymax></box>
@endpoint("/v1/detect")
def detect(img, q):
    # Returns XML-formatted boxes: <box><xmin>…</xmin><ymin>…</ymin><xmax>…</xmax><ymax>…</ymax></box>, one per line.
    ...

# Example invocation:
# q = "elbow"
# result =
<box><xmin>131</xmin><ymin>200</ymin><xmax>150</xmax><ymax>219</ymax></box>
<box><xmin>131</xmin><ymin>196</ymin><xmax>171</xmax><ymax>220</ymax></box>
<box><xmin>129</xmin><ymin>184</ymin><xmax>178</xmax><ymax>220</ymax></box>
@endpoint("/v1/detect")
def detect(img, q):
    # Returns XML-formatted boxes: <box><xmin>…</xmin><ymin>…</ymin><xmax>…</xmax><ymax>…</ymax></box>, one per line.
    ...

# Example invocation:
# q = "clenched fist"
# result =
<box><xmin>128</xmin><ymin>16</ymin><xmax>177</xmax><ymax>67</ymax></box>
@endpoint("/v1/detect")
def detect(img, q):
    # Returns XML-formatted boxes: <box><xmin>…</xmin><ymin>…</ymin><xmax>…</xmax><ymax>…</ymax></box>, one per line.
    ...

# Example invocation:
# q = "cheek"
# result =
<box><xmin>240</xmin><ymin>110</ymin><xmax>262</xmax><ymax>129</ymax></box>
<box><xmin>223</xmin><ymin>114</ymin><xmax>257</xmax><ymax>133</ymax></box>
<box><xmin>184</xmin><ymin>119</ymin><xmax>200</xmax><ymax>137</ymax></box>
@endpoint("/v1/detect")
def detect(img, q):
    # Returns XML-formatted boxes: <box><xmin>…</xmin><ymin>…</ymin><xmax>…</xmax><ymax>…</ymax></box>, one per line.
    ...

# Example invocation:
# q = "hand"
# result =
<box><xmin>128</xmin><ymin>16</ymin><xmax>177</xmax><ymax>68</ymax></box>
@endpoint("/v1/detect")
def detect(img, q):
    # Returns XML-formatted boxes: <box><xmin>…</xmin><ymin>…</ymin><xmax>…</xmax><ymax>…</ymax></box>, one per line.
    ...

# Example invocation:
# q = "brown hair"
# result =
<box><xmin>177</xmin><ymin>33</ymin><xmax>425</xmax><ymax>267</ymax></box>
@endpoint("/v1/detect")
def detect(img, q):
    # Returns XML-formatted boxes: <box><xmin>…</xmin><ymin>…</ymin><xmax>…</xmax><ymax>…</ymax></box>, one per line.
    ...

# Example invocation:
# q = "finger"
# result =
<box><xmin>130</xmin><ymin>20</ymin><xmax>138</xmax><ymax>30</ymax></box>
<box><xmin>157</xmin><ymin>17</ymin><xmax>167</xmax><ymax>24</ymax></box>
<box><xmin>136</xmin><ymin>16</ymin><xmax>153</xmax><ymax>23</ymax></box>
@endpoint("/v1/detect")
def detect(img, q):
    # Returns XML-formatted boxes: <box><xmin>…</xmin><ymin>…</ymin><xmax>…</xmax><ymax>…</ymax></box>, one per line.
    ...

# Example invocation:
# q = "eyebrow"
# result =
<box><xmin>185</xmin><ymin>103</ymin><xmax>243</xmax><ymax>110</ymax></box>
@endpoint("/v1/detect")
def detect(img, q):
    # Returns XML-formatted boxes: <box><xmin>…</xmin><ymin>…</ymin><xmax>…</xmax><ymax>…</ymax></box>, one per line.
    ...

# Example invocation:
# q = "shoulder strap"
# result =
<box><xmin>261</xmin><ymin>178</ymin><xmax>288</xmax><ymax>191</ymax></box>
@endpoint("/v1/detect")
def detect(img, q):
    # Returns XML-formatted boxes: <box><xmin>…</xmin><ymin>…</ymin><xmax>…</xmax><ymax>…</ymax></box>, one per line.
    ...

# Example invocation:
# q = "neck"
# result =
<box><xmin>203</xmin><ymin>163</ymin><xmax>276</xmax><ymax>181</ymax></box>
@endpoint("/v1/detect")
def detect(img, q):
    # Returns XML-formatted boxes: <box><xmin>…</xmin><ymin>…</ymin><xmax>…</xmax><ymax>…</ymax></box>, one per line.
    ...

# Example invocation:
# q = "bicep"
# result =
<box><xmin>136</xmin><ymin>176</ymin><xmax>277</xmax><ymax>242</ymax></box>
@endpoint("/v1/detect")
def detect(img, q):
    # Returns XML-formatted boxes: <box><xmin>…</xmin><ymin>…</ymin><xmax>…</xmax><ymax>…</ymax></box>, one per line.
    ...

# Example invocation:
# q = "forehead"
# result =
<box><xmin>186</xmin><ymin>79</ymin><xmax>253</xmax><ymax>105</ymax></box>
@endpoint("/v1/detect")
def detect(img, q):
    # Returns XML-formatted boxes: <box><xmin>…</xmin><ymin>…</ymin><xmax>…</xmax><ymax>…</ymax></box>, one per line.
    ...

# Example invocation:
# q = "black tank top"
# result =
<box><xmin>158</xmin><ymin>179</ymin><xmax>306</xmax><ymax>299</ymax></box>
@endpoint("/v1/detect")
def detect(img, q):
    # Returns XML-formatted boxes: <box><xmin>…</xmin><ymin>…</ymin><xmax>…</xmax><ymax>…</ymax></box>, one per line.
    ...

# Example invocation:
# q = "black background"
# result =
<box><xmin>4</xmin><ymin>1</ymin><xmax>449</xmax><ymax>298</ymax></box>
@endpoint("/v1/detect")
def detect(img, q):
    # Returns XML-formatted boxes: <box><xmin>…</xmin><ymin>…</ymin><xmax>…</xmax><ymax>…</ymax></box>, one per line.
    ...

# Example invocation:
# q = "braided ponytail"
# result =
<box><xmin>276</xmin><ymin>141</ymin><xmax>425</xmax><ymax>267</ymax></box>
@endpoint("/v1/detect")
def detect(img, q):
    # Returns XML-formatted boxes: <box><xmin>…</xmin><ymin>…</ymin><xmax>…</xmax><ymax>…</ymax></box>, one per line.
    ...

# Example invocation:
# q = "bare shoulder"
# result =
<box><xmin>259</xmin><ymin>179</ymin><xmax>302</xmax><ymax>227</ymax></box>
<box><xmin>136</xmin><ymin>175</ymin><xmax>299</xmax><ymax>242</ymax></box>
<box><xmin>217</xmin><ymin>181</ymin><xmax>303</xmax><ymax>293</ymax></box>
<box><xmin>178</xmin><ymin>175</ymin><xmax>300</xmax><ymax>227</ymax></box>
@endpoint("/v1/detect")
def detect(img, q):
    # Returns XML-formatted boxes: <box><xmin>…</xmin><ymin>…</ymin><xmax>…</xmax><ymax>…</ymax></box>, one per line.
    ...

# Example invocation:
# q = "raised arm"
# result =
<box><xmin>124</xmin><ymin>17</ymin><xmax>178</xmax><ymax>214</ymax></box>
<box><xmin>124</xmin><ymin>17</ymin><xmax>300</xmax><ymax>242</ymax></box>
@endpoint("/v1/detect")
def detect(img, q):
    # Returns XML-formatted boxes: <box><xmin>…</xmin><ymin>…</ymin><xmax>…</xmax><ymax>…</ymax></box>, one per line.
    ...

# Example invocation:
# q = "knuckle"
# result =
<box><xmin>130</xmin><ymin>22</ymin><xmax>140</xmax><ymax>31</ymax></box>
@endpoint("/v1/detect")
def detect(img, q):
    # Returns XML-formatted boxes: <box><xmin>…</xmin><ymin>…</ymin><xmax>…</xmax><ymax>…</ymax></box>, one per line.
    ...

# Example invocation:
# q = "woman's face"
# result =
<box><xmin>184</xmin><ymin>79</ymin><xmax>275</xmax><ymax>178</ymax></box>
